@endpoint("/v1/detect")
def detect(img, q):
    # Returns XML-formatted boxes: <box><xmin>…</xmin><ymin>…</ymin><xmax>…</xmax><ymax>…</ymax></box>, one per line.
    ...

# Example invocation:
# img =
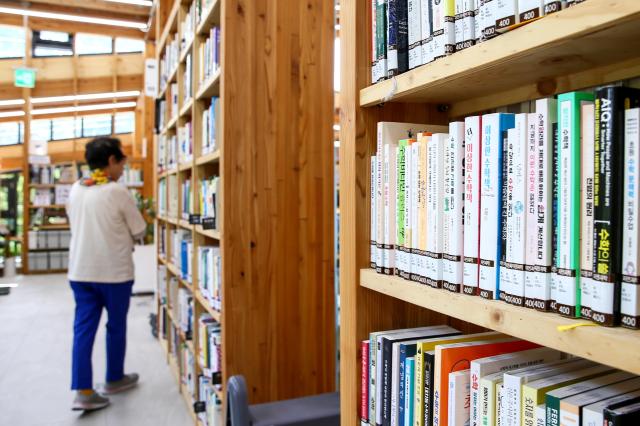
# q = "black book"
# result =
<box><xmin>387</xmin><ymin>0</ymin><xmax>409</xmax><ymax>77</ymax></box>
<box><xmin>550</xmin><ymin>122</ymin><xmax>559</xmax><ymax>312</ymax></box>
<box><xmin>422</xmin><ymin>351</ymin><xmax>436</xmax><ymax>426</ymax></box>
<box><xmin>604</xmin><ymin>400</ymin><xmax>640</xmax><ymax>425</ymax></box>
<box><xmin>499</xmin><ymin>130</ymin><xmax>510</xmax><ymax>301</ymax></box>
<box><xmin>592</xmin><ymin>86</ymin><xmax>640</xmax><ymax>326</ymax></box>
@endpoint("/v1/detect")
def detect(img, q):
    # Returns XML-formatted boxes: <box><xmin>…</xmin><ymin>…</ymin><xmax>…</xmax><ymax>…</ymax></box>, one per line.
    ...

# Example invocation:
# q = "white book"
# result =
<box><xmin>448</xmin><ymin>369</ymin><xmax>471</xmax><ymax>426</ymax></box>
<box><xmin>524</xmin><ymin>113</ymin><xmax>539</xmax><ymax>308</ymax></box>
<box><xmin>427</xmin><ymin>134</ymin><xmax>447</xmax><ymax>288</ymax></box>
<box><xmin>543</xmin><ymin>0</ymin><xmax>565</xmax><ymax>15</ymax></box>
<box><xmin>481</xmin><ymin>0</ymin><xmax>497</xmax><ymax>40</ymax></box>
<box><xmin>457</xmin><ymin>0</ymin><xmax>476</xmax><ymax>50</ymax></box>
<box><xmin>469</xmin><ymin>347</ymin><xmax>562</xmax><ymax>426</ymax></box>
<box><xmin>408</xmin><ymin>0</ymin><xmax>423</xmax><ymax>69</ymax></box>
<box><xmin>420</xmin><ymin>0</ymin><xmax>433</xmax><ymax>65</ymax></box>
<box><xmin>405</xmin><ymin>143</ymin><xmax>414</xmax><ymax>279</ymax></box>
<box><xmin>479</xmin><ymin>113</ymin><xmax>514</xmax><ymax>299</ymax></box>
<box><xmin>535</xmin><ymin>405</ymin><xmax>546</xmax><ymax>426</ymax></box>
<box><xmin>464</xmin><ymin>116</ymin><xmax>482</xmax><ymax>295</ymax></box>
<box><xmin>371</xmin><ymin>156</ymin><xmax>378</xmax><ymax>269</ymax></box>
<box><xmin>454</xmin><ymin>0</ymin><xmax>465</xmax><ymax>52</ymax></box>
<box><xmin>622</xmin><ymin>108</ymin><xmax>640</xmax><ymax>328</ymax></box>
<box><xmin>494</xmin><ymin>0</ymin><xmax>517</xmax><ymax>33</ymax></box>
<box><xmin>582</xmin><ymin>388</ymin><xmax>640</xmax><ymax>426</ymax></box>
<box><xmin>396</xmin><ymin>145</ymin><xmax>405</xmax><ymax>277</ymax></box>
<box><xmin>580</xmin><ymin>102</ymin><xmax>595</xmax><ymax>319</ymax></box>
<box><xmin>496</xmin><ymin>383</ymin><xmax>505</xmax><ymax>426</ymax></box>
<box><xmin>431</xmin><ymin>0</ymin><xmax>455</xmax><ymax>60</ymax></box>
<box><xmin>383</xmin><ymin>144</ymin><xmax>398</xmax><ymax>275</ymax></box>
<box><xmin>518</xmin><ymin>0</ymin><xmax>543</xmax><ymax>24</ymax></box>
<box><xmin>527</xmin><ymin>98</ymin><xmax>557</xmax><ymax>311</ymax></box>
<box><xmin>504</xmin><ymin>115</ymin><xmax>528</xmax><ymax>305</ymax></box>
<box><xmin>443</xmin><ymin>123</ymin><xmax>465</xmax><ymax>292</ymax></box>
<box><xmin>418</xmin><ymin>135</ymin><xmax>430</xmax><ymax>283</ymax></box>
<box><xmin>410</xmin><ymin>142</ymin><xmax>421</xmax><ymax>281</ymax></box>
<box><xmin>474</xmin><ymin>1</ymin><xmax>481</xmax><ymax>43</ymax></box>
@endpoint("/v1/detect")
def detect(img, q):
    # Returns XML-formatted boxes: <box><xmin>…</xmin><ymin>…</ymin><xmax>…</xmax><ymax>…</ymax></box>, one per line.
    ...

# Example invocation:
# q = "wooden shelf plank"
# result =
<box><xmin>195</xmin><ymin>69</ymin><xmax>220</xmax><ymax>100</ymax></box>
<box><xmin>360</xmin><ymin>268</ymin><xmax>640</xmax><ymax>375</ymax></box>
<box><xmin>196</xmin><ymin>0</ymin><xmax>220</xmax><ymax>35</ymax></box>
<box><xmin>194</xmin><ymin>290</ymin><xmax>221</xmax><ymax>322</ymax></box>
<box><xmin>194</xmin><ymin>224</ymin><xmax>220</xmax><ymax>240</ymax></box>
<box><xmin>195</xmin><ymin>150</ymin><xmax>220</xmax><ymax>165</ymax></box>
<box><xmin>180</xmin><ymin>37</ymin><xmax>194</xmax><ymax>64</ymax></box>
<box><xmin>178</xmin><ymin>161</ymin><xmax>193</xmax><ymax>172</ymax></box>
<box><xmin>29</xmin><ymin>204</ymin><xmax>65</xmax><ymax>209</ymax></box>
<box><xmin>180</xmin><ymin>98</ymin><xmax>194</xmax><ymax>118</ymax></box>
<box><xmin>359</xmin><ymin>0</ymin><xmax>640</xmax><ymax>115</ymax></box>
<box><xmin>157</xmin><ymin>0</ymin><xmax>181</xmax><ymax>62</ymax></box>
<box><xmin>178</xmin><ymin>219</ymin><xmax>192</xmax><ymax>229</ymax></box>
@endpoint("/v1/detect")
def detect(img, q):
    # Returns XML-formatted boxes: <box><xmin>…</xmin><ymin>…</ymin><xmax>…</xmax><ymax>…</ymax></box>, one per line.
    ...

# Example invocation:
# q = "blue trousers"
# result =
<box><xmin>70</xmin><ymin>281</ymin><xmax>133</xmax><ymax>390</ymax></box>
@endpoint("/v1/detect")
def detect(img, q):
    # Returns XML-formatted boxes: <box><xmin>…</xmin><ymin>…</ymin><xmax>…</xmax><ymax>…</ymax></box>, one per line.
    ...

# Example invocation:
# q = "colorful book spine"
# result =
<box><xmin>448</xmin><ymin>369</ymin><xmax>471</xmax><ymax>426</ymax></box>
<box><xmin>371</xmin><ymin>0</ymin><xmax>378</xmax><ymax>82</ymax></box>
<box><xmin>464</xmin><ymin>116</ymin><xmax>482</xmax><ymax>295</ymax></box>
<box><xmin>426</xmin><ymin>134</ymin><xmax>447</xmax><ymax>288</ymax></box>
<box><xmin>405</xmin><ymin>142</ymin><xmax>414</xmax><ymax>280</ymax></box>
<box><xmin>404</xmin><ymin>357</ymin><xmax>415</xmax><ymax>426</ymax></box>
<box><xmin>479</xmin><ymin>113</ymin><xmax>515</xmax><ymax>299</ymax></box>
<box><xmin>622</xmin><ymin>108</ymin><xmax>640</xmax><ymax>329</ymax></box>
<box><xmin>410</xmin><ymin>141</ymin><xmax>421</xmax><ymax>282</ymax></box>
<box><xmin>592</xmin><ymin>86</ymin><xmax>640</xmax><ymax>326</ymax></box>
<box><xmin>397</xmin><ymin>142</ymin><xmax>408</xmax><ymax>277</ymax></box>
<box><xmin>416</xmin><ymin>135</ymin><xmax>429</xmax><ymax>284</ymax></box>
<box><xmin>362</xmin><ymin>340</ymin><xmax>370</xmax><ymax>426</ymax></box>
<box><xmin>376</xmin><ymin>0</ymin><xmax>388</xmax><ymax>81</ymax></box>
<box><xmin>580</xmin><ymin>102</ymin><xmax>596</xmax><ymax>319</ymax></box>
<box><xmin>443</xmin><ymin>123</ymin><xmax>465</xmax><ymax>292</ymax></box>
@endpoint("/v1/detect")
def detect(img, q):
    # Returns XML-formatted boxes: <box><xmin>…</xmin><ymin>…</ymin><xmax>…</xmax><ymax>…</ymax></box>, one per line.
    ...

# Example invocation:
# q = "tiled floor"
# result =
<box><xmin>0</xmin><ymin>273</ymin><xmax>192</xmax><ymax>426</ymax></box>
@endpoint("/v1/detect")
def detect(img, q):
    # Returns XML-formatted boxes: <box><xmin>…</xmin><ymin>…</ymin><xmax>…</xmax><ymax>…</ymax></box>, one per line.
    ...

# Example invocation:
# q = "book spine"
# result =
<box><xmin>525</xmin><ymin>113</ymin><xmax>539</xmax><ymax>308</ymax></box>
<box><xmin>414</xmin><ymin>346</ymin><xmax>425</xmax><ymax>426</ymax></box>
<box><xmin>420</xmin><ymin>0</ymin><xmax>433</xmax><ymax>65</ymax></box>
<box><xmin>398</xmin><ymin>0</ymin><xmax>409</xmax><ymax>74</ymax></box>
<box><xmin>376</xmin><ymin>0</ymin><xmax>388</xmax><ymax>81</ymax></box>
<box><xmin>371</xmin><ymin>336</ymin><xmax>378</xmax><ymax>425</ymax></box>
<box><xmin>376</xmin><ymin>337</ymin><xmax>385</xmax><ymax>426</ymax></box>
<box><xmin>448</xmin><ymin>372</ymin><xmax>471</xmax><ymax>426</ymax></box>
<box><xmin>543</xmin><ymin>0</ymin><xmax>565</xmax><ymax>15</ymax></box>
<box><xmin>411</xmin><ymin>143</ymin><xmax>422</xmax><ymax>283</ymax></box>
<box><xmin>546</xmin><ymin>394</ymin><xmax>560</xmax><ymax>426</ymax></box>
<box><xmin>408</xmin><ymin>0</ymin><xmax>422</xmax><ymax>69</ymax></box>
<box><xmin>536</xmin><ymin>404</ymin><xmax>546</xmax><ymax>426</ymax></box>
<box><xmin>495</xmin><ymin>0</ymin><xmax>517</xmax><ymax>33</ymax></box>
<box><xmin>431</xmin><ymin>0</ymin><xmax>455</xmax><ymax>60</ymax></box>
<box><xmin>518</xmin><ymin>0</ymin><xmax>543</xmax><ymax>23</ymax></box>
<box><xmin>499</xmin><ymin>128</ymin><xmax>511</xmax><ymax>301</ymax></box>
<box><xmin>404</xmin><ymin>143</ymin><xmax>413</xmax><ymax>280</ymax></box>
<box><xmin>580</xmin><ymin>102</ymin><xmax>596</xmax><ymax>319</ymax></box>
<box><xmin>502</xmin><ymin>375</ymin><xmax>522</xmax><ymax>426</ymax></box>
<box><xmin>405</xmin><ymin>358</ymin><xmax>415</xmax><ymax>426</ymax></box>
<box><xmin>377</xmin><ymin>125</ymin><xmax>385</xmax><ymax>274</ymax></box>
<box><xmin>397</xmin><ymin>144</ymin><xmax>407</xmax><ymax>277</ymax></box>
<box><xmin>464</xmin><ymin>116</ymin><xmax>481</xmax><ymax>295</ymax></box>
<box><xmin>372</xmin><ymin>156</ymin><xmax>378</xmax><ymax>269</ymax></box>
<box><xmin>521</xmin><ymin>386</ymin><xmax>539</xmax><ymax>426</ymax></box>
<box><xmin>427</xmin><ymin>134</ymin><xmax>446</xmax><ymax>288</ymax></box>
<box><xmin>397</xmin><ymin>346</ymin><xmax>407</xmax><ymax>426</ymax></box>
<box><xmin>454</xmin><ymin>0</ymin><xmax>465</xmax><ymax>52</ymax></box>
<box><xmin>479</xmin><ymin>378</ymin><xmax>493</xmax><ymax>426</ymax></box>
<box><xmin>362</xmin><ymin>340</ymin><xmax>370</xmax><ymax>424</ymax></box>
<box><xmin>622</xmin><ymin>108</ymin><xmax>640</xmax><ymax>329</ymax></box>
<box><xmin>387</xmin><ymin>0</ymin><xmax>399</xmax><ymax>77</ymax></box>
<box><xmin>417</xmin><ymin>138</ymin><xmax>429</xmax><ymax>284</ymax></box>
<box><xmin>593</xmin><ymin>87</ymin><xmax>640</xmax><ymax>326</ymax></box>
<box><xmin>443</xmin><ymin>123</ymin><xmax>465</xmax><ymax>292</ymax></box>
<box><xmin>424</xmin><ymin>352</ymin><xmax>436</xmax><ymax>426</ymax></box>
<box><xmin>432</xmin><ymin>349</ymin><xmax>442</xmax><ymax>426</ymax></box>
<box><xmin>470</xmin><ymin>363</ymin><xmax>480</xmax><ymax>426</ymax></box>
<box><xmin>481</xmin><ymin>0</ymin><xmax>497</xmax><ymax>40</ymax></box>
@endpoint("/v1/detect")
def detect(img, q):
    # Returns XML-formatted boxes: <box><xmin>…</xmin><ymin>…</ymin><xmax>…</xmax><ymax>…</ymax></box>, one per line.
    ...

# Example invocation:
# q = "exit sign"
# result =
<box><xmin>14</xmin><ymin>68</ymin><xmax>36</xmax><ymax>88</ymax></box>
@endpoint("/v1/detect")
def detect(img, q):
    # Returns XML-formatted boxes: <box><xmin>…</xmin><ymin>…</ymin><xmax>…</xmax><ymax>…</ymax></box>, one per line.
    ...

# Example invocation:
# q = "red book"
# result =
<box><xmin>362</xmin><ymin>340</ymin><xmax>370</xmax><ymax>423</ymax></box>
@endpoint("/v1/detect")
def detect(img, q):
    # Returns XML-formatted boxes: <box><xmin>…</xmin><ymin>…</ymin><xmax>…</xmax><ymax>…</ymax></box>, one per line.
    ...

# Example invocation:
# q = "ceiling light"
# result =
<box><xmin>105</xmin><ymin>0</ymin><xmax>153</xmax><ymax>6</ymax></box>
<box><xmin>0</xmin><ymin>99</ymin><xmax>25</xmax><ymax>107</ymax></box>
<box><xmin>0</xmin><ymin>110</ymin><xmax>25</xmax><ymax>118</ymax></box>
<box><xmin>32</xmin><ymin>101</ymin><xmax>136</xmax><ymax>116</ymax></box>
<box><xmin>32</xmin><ymin>91</ymin><xmax>141</xmax><ymax>104</ymax></box>
<box><xmin>0</xmin><ymin>6</ymin><xmax>148</xmax><ymax>30</ymax></box>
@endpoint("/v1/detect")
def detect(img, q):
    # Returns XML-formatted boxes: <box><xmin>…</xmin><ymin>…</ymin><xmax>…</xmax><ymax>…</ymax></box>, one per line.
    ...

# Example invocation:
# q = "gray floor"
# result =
<box><xmin>0</xmin><ymin>273</ymin><xmax>193</xmax><ymax>426</ymax></box>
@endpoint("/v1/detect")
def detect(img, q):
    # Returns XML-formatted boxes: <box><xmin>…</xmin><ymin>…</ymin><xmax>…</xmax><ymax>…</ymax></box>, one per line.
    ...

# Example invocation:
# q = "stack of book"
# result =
<box><xmin>160</xmin><ymin>36</ymin><xmax>179</xmax><ymax>91</ymax></box>
<box><xmin>201</xmin><ymin>97</ymin><xmax>220</xmax><ymax>154</ymax></box>
<box><xmin>199</xmin><ymin>27</ymin><xmax>221</xmax><ymax>87</ymax></box>
<box><xmin>198</xmin><ymin>313</ymin><xmax>221</xmax><ymax>375</ymax></box>
<box><xmin>200</xmin><ymin>176</ymin><xmax>220</xmax><ymax>226</ymax></box>
<box><xmin>371</xmin><ymin>0</ymin><xmax>587</xmax><ymax>82</ymax></box>
<box><xmin>361</xmin><ymin>325</ymin><xmax>640</xmax><ymax>426</ymax></box>
<box><xmin>370</xmin><ymin>84</ymin><xmax>640</xmax><ymax>328</ymax></box>
<box><xmin>198</xmin><ymin>245</ymin><xmax>222</xmax><ymax>311</ymax></box>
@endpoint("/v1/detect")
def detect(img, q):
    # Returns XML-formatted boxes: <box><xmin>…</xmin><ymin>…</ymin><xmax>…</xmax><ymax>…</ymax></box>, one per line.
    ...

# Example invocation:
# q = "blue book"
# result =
<box><xmin>398</xmin><ymin>343</ymin><xmax>418</xmax><ymax>426</ymax></box>
<box><xmin>181</xmin><ymin>240</ymin><xmax>188</xmax><ymax>279</ymax></box>
<box><xmin>404</xmin><ymin>357</ymin><xmax>415</xmax><ymax>426</ymax></box>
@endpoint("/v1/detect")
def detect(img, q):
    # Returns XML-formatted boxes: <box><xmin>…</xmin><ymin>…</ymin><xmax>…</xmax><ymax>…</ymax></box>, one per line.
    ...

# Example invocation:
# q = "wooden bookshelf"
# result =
<box><xmin>155</xmin><ymin>0</ymin><xmax>335</xmax><ymax>421</ymax></box>
<box><xmin>339</xmin><ymin>1</ymin><xmax>640</xmax><ymax>425</ymax></box>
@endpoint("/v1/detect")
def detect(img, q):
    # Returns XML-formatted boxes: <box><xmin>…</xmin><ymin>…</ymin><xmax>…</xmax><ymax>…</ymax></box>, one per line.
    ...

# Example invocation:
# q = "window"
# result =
<box><xmin>115</xmin><ymin>37</ymin><xmax>145</xmax><ymax>54</ymax></box>
<box><xmin>30</xmin><ymin>119</ymin><xmax>52</xmax><ymax>142</ymax></box>
<box><xmin>76</xmin><ymin>33</ymin><xmax>112</xmax><ymax>55</ymax></box>
<box><xmin>114</xmin><ymin>111</ymin><xmax>135</xmax><ymax>134</ymax></box>
<box><xmin>82</xmin><ymin>114</ymin><xmax>112</xmax><ymax>137</ymax></box>
<box><xmin>51</xmin><ymin>117</ymin><xmax>78</xmax><ymax>140</ymax></box>
<box><xmin>0</xmin><ymin>122</ymin><xmax>23</xmax><ymax>146</ymax></box>
<box><xmin>0</xmin><ymin>26</ymin><xmax>25</xmax><ymax>59</ymax></box>
<box><xmin>33</xmin><ymin>31</ymin><xmax>73</xmax><ymax>57</ymax></box>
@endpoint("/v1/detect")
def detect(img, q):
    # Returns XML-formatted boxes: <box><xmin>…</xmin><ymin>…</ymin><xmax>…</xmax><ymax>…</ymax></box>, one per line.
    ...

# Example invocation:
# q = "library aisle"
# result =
<box><xmin>0</xmin><ymin>274</ymin><xmax>192</xmax><ymax>426</ymax></box>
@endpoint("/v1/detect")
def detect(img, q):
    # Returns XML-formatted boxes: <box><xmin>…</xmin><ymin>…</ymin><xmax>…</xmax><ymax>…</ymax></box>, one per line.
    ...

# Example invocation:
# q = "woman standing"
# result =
<box><xmin>66</xmin><ymin>137</ymin><xmax>147</xmax><ymax>411</ymax></box>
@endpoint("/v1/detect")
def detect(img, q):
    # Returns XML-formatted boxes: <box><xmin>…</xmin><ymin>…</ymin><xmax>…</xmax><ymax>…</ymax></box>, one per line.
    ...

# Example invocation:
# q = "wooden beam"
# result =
<box><xmin>24</xmin><ymin>0</ymin><xmax>151</xmax><ymax>17</ymax></box>
<box><xmin>1</xmin><ymin>0</ymin><xmax>149</xmax><ymax>24</ymax></box>
<box><xmin>0</xmin><ymin>75</ymin><xmax>142</xmax><ymax>101</ymax></box>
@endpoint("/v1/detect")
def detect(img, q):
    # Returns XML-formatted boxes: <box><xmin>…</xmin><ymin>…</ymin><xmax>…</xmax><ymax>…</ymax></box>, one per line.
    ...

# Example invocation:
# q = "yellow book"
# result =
<box><xmin>413</xmin><ymin>332</ymin><xmax>503</xmax><ymax>426</ymax></box>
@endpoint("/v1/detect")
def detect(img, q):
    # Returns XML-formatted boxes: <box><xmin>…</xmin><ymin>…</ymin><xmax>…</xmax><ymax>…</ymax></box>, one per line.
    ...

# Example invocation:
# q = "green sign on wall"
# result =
<box><xmin>14</xmin><ymin>68</ymin><xmax>36</xmax><ymax>88</ymax></box>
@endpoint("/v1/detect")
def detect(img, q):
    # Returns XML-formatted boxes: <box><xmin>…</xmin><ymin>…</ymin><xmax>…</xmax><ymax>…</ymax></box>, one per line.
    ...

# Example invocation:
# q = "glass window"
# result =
<box><xmin>39</xmin><ymin>31</ymin><xmax>70</xmax><ymax>43</ymax></box>
<box><xmin>51</xmin><ymin>117</ymin><xmax>77</xmax><ymax>140</ymax></box>
<box><xmin>82</xmin><ymin>114</ymin><xmax>112</xmax><ymax>137</ymax></box>
<box><xmin>33</xmin><ymin>46</ymin><xmax>73</xmax><ymax>57</ymax></box>
<box><xmin>114</xmin><ymin>111</ymin><xmax>135</xmax><ymax>134</ymax></box>
<box><xmin>0</xmin><ymin>122</ymin><xmax>22</xmax><ymax>146</ymax></box>
<box><xmin>0</xmin><ymin>26</ymin><xmax>25</xmax><ymax>59</ymax></box>
<box><xmin>30</xmin><ymin>119</ymin><xmax>51</xmax><ymax>142</ymax></box>
<box><xmin>115</xmin><ymin>37</ymin><xmax>145</xmax><ymax>53</ymax></box>
<box><xmin>33</xmin><ymin>31</ymin><xmax>73</xmax><ymax>57</ymax></box>
<box><xmin>76</xmin><ymin>33</ymin><xmax>113</xmax><ymax>55</ymax></box>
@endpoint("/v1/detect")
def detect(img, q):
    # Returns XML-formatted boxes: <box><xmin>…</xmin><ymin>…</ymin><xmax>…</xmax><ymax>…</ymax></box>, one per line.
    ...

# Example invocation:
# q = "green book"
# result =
<box><xmin>396</xmin><ymin>139</ymin><xmax>409</xmax><ymax>277</ymax></box>
<box><xmin>556</xmin><ymin>91</ymin><xmax>594</xmax><ymax>318</ymax></box>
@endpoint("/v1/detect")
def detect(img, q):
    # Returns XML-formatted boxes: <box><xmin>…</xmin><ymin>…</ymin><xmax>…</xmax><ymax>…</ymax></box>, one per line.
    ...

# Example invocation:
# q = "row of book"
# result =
<box><xmin>117</xmin><ymin>165</ymin><xmax>143</xmax><ymax>186</ymax></box>
<box><xmin>30</xmin><ymin>164</ymin><xmax>76</xmax><ymax>185</ymax></box>
<box><xmin>184</xmin><ymin>54</ymin><xmax>193</xmax><ymax>104</ymax></box>
<box><xmin>28</xmin><ymin>229</ymin><xmax>71</xmax><ymax>250</ymax></box>
<box><xmin>199</xmin><ymin>27</ymin><xmax>221</xmax><ymax>87</ymax></box>
<box><xmin>371</xmin><ymin>0</ymin><xmax>587</xmax><ymax>82</ymax></box>
<box><xmin>198</xmin><ymin>245</ymin><xmax>222</xmax><ymax>312</ymax></box>
<box><xmin>181</xmin><ymin>1</ymin><xmax>196</xmax><ymax>53</ymax></box>
<box><xmin>30</xmin><ymin>186</ymin><xmax>71</xmax><ymax>206</ymax></box>
<box><xmin>370</xmin><ymin>85</ymin><xmax>640</xmax><ymax>328</ymax></box>
<box><xmin>177</xmin><ymin>286</ymin><xmax>194</xmax><ymax>337</ymax></box>
<box><xmin>171</xmin><ymin>229</ymin><xmax>192</xmax><ymax>279</ymax></box>
<box><xmin>362</xmin><ymin>325</ymin><xmax>640</xmax><ymax>426</ymax></box>
<box><xmin>27</xmin><ymin>250</ymin><xmax>69</xmax><ymax>271</ymax></box>
<box><xmin>160</xmin><ymin>36</ymin><xmax>180</xmax><ymax>94</ymax></box>
<box><xmin>200</xmin><ymin>175</ymin><xmax>220</xmax><ymax>225</ymax></box>
<box><xmin>198</xmin><ymin>314</ymin><xmax>222</xmax><ymax>376</ymax></box>
<box><xmin>178</xmin><ymin>122</ymin><xmax>193</xmax><ymax>164</ymax></box>
<box><xmin>158</xmin><ymin>133</ymin><xmax>178</xmax><ymax>172</ymax></box>
<box><xmin>202</xmin><ymin>97</ymin><xmax>220</xmax><ymax>155</ymax></box>
<box><xmin>181</xmin><ymin>179</ymin><xmax>193</xmax><ymax>220</ymax></box>
<box><xmin>197</xmin><ymin>376</ymin><xmax>223</xmax><ymax>426</ymax></box>
<box><xmin>158</xmin><ymin>178</ymin><xmax>167</xmax><ymax>217</ymax></box>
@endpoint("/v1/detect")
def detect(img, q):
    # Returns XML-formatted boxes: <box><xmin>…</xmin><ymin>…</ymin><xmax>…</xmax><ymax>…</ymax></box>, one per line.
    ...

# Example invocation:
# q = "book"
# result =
<box><xmin>376</xmin><ymin>0</ymin><xmax>388</xmax><ymax>81</ymax></box>
<box><xmin>431</xmin><ymin>0</ymin><xmax>455</xmax><ymax>60</ymax></box>
<box><xmin>433</xmin><ymin>338</ymin><xmax>539</xmax><ymax>426</ymax></box>
<box><xmin>559</xmin><ymin>377</ymin><xmax>640</xmax><ymax>426</ymax></box>
<box><xmin>420</xmin><ymin>0</ymin><xmax>433</xmax><ymax>65</ymax></box>
<box><xmin>404</xmin><ymin>357</ymin><xmax>416</xmax><ymax>426</ymax></box>
<box><xmin>363</xmin><ymin>340</ymin><xmax>370</xmax><ymax>426</ymax></box>
<box><xmin>592</xmin><ymin>86</ymin><xmax>640</xmax><ymax>326</ymax></box>
<box><xmin>526</xmin><ymin>98</ymin><xmax>557</xmax><ymax>311</ymax></box>
<box><xmin>396</xmin><ymin>140</ymin><xmax>412</xmax><ymax>278</ymax></box>
<box><xmin>495</xmin><ymin>0</ymin><xmax>517</xmax><ymax>33</ymax></box>
<box><xmin>556</xmin><ymin>91</ymin><xmax>594</xmax><ymax>317</ymax></box>
<box><xmin>448</xmin><ymin>369</ymin><xmax>471</xmax><ymax>426</ymax></box>
<box><xmin>524</xmin><ymin>113</ymin><xmax>539</xmax><ymax>310</ymax></box>
<box><xmin>397</xmin><ymin>343</ymin><xmax>419</xmax><ymax>426</ymax></box>
<box><xmin>408</xmin><ymin>0</ymin><xmax>423</xmax><ymax>69</ymax></box>
<box><xmin>583</xmin><ymin>389</ymin><xmax>640</xmax><ymax>426</ymax></box>
<box><xmin>622</xmin><ymin>108</ymin><xmax>640</xmax><ymax>329</ymax></box>
<box><xmin>604</xmin><ymin>400</ymin><xmax>640</xmax><ymax>425</ymax></box>
<box><xmin>464</xmin><ymin>115</ymin><xmax>482</xmax><ymax>295</ymax></box>
<box><xmin>479</xmin><ymin>113</ymin><xmax>515</xmax><ymax>299</ymax></box>
<box><xmin>372</xmin><ymin>155</ymin><xmax>379</xmax><ymax>269</ymax></box>
<box><xmin>387</xmin><ymin>0</ymin><xmax>409</xmax><ymax>76</ymax></box>
<box><xmin>426</xmin><ymin>134</ymin><xmax>447</xmax><ymax>288</ymax></box>
<box><xmin>455</xmin><ymin>0</ymin><xmax>476</xmax><ymax>51</ymax></box>
<box><xmin>443</xmin><ymin>123</ymin><xmax>465</xmax><ymax>292</ymax></box>
<box><xmin>384</xmin><ymin>143</ymin><xmax>398</xmax><ymax>276</ymax></box>
<box><xmin>422</xmin><ymin>350</ymin><xmax>437</xmax><ymax>426</ymax></box>
<box><xmin>415</xmin><ymin>134</ymin><xmax>429</xmax><ymax>283</ymax></box>
<box><xmin>519</xmin><ymin>0</ymin><xmax>544</xmax><ymax>24</ymax></box>
<box><xmin>543</xmin><ymin>0</ymin><xmax>565</xmax><ymax>15</ymax></box>
<box><xmin>481</xmin><ymin>0</ymin><xmax>497</xmax><ymax>40</ymax></box>
<box><xmin>469</xmin><ymin>347</ymin><xmax>562</xmax><ymax>426</ymax></box>
<box><xmin>581</xmin><ymin>102</ymin><xmax>596</xmax><ymax>320</ymax></box>
<box><xmin>371</xmin><ymin>0</ymin><xmax>379</xmax><ymax>82</ymax></box>
<box><xmin>405</xmin><ymin>141</ymin><xmax>415</xmax><ymax>280</ymax></box>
